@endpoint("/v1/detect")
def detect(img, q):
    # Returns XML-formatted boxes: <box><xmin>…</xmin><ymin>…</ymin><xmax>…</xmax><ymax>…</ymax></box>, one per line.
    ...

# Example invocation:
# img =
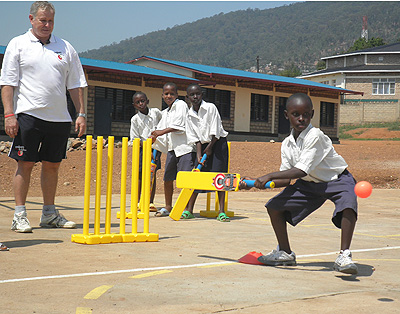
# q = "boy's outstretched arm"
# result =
<box><xmin>254</xmin><ymin>167</ymin><xmax>306</xmax><ymax>189</ymax></box>
<box><xmin>150</xmin><ymin>127</ymin><xmax>177</xmax><ymax>143</ymax></box>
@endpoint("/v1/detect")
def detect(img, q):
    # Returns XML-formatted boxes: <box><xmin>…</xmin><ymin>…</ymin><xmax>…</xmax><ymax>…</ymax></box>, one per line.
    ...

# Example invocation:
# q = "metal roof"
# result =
<box><xmin>131</xmin><ymin>56</ymin><xmax>362</xmax><ymax>95</ymax></box>
<box><xmin>322</xmin><ymin>42</ymin><xmax>400</xmax><ymax>60</ymax></box>
<box><xmin>300</xmin><ymin>64</ymin><xmax>400</xmax><ymax>78</ymax></box>
<box><xmin>80</xmin><ymin>57</ymin><xmax>199</xmax><ymax>82</ymax></box>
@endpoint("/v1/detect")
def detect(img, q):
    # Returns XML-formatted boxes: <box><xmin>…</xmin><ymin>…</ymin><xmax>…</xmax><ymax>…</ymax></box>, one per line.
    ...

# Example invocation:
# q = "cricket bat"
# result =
<box><xmin>169</xmin><ymin>153</ymin><xmax>207</xmax><ymax>221</ymax></box>
<box><xmin>176</xmin><ymin>172</ymin><xmax>275</xmax><ymax>191</ymax></box>
<box><xmin>149</xmin><ymin>149</ymin><xmax>157</xmax><ymax>190</ymax></box>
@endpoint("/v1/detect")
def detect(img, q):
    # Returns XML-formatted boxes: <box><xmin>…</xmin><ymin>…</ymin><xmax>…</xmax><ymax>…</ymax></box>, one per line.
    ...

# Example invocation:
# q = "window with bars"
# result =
<box><xmin>320</xmin><ymin>101</ymin><xmax>335</xmax><ymax>127</ymax></box>
<box><xmin>95</xmin><ymin>86</ymin><xmax>136</xmax><ymax>122</ymax></box>
<box><xmin>250</xmin><ymin>93</ymin><xmax>269</xmax><ymax>122</ymax></box>
<box><xmin>372</xmin><ymin>78</ymin><xmax>395</xmax><ymax>95</ymax></box>
<box><xmin>202</xmin><ymin>88</ymin><xmax>231</xmax><ymax>118</ymax></box>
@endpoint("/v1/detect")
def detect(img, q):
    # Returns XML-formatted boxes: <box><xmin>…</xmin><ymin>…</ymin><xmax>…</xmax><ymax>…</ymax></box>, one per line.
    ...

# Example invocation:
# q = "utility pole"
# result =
<box><xmin>256</xmin><ymin>56</ymin><xmax>260</xmax><ymax>73</ymax></box>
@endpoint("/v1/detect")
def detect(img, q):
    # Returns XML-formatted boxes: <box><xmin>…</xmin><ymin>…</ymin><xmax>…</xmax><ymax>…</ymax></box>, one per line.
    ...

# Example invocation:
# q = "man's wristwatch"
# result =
<box><xmin>77</xmin><ymin>113</ymin><xmax>86</xmax><ymax>118</ymax></box>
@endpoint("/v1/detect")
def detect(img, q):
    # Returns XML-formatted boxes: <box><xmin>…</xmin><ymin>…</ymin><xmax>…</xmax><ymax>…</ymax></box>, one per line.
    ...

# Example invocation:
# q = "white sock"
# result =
<box><xmin>15</xmin><ymin>205</ymin><xmax>26</xmax><ymax>215</ymax></box>
<box><xmin>43</xmin><ymin>205</ymin><xmax>56</xmax><ymax>215</ymax></box>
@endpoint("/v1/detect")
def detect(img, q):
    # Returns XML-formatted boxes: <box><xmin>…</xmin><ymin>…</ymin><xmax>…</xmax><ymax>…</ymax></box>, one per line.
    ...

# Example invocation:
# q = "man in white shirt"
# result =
<box><xmin>243</xmin><ymin>93</ymin><xmax>358</xmax><ymax>275</ymax></box>
<box><xmin>0</xmin><ymin>1</ymin><xmax>87</xmax><ymax>233</ymax></box>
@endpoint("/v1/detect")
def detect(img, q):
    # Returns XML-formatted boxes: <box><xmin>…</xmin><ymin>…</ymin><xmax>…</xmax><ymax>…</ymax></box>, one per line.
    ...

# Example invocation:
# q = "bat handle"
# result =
<box><xmin>243</xmin><ymin>180</ymin><xmax>275</xmax><ymax>189</ymax></box>
<box><xmin>196</xmin><ymin>153</ymin><xmax>207</xmax><ymax>170</ymax></box>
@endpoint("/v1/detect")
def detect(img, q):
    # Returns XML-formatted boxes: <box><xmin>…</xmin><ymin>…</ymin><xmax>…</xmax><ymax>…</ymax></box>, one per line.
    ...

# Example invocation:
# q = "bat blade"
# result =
<box><xmin>176</xmin><ymin>172</ymin><xmax>241</xmax><ymax>192</ymax></box>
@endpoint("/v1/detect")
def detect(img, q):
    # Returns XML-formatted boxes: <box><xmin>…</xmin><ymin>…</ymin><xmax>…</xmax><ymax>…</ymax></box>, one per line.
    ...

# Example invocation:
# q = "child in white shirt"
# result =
<box><xmin>185</xmin><ymin>84</ymin><xmax>230</xmax><ymax>221</ymax></box>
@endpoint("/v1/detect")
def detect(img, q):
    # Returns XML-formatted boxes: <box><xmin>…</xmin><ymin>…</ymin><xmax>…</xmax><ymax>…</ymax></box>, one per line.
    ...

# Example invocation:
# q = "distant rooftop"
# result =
<box><xmin>81</xmin><ymin>57</ymin><xmax>200</xmax><ymax>82</ymax></box>
<box><xmin>322</xmin><ymin>42</ymin><xmax>400</xmax><ymax>60</ymax></box>
<box><xmin>131</xmin><ymin>56</ymin><xmax>361</xmax><ymax>95</ymax></box>
<box><xmin>300</xmin><ymin>64</ymin><xmax>400</xmax><ymax>78</ymax></box>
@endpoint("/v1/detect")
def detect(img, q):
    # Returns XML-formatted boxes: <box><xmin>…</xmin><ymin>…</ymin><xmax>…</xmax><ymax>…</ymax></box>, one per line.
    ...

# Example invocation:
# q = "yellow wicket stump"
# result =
<box><xmin>71</xmin><ymin>136</ymin><xmax>159</xmax><ymax>245</ymax></box>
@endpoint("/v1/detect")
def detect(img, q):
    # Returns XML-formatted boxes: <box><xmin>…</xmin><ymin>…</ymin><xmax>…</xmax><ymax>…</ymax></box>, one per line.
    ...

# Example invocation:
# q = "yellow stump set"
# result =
<box><xmin>200</xmin><ymin>141</ymin><xmax>234</xmax><ymax>218</ymax></box>
<box><xmin>71</xmin><ymin>135</ymin><xmax>159</xmax><ymax>245</ymax></box>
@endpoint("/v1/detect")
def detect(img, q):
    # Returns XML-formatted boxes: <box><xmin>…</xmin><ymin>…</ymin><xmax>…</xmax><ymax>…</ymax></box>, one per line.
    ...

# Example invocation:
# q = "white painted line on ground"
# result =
<box><xmin>297</xmin><ymin>246</ymin><xmax>400</xmax><ymax>258</ymax></box>
<box><xmin>1</xmin><ymin>245</ymin><xmax>399</xmax><ymax>284</ymax></box>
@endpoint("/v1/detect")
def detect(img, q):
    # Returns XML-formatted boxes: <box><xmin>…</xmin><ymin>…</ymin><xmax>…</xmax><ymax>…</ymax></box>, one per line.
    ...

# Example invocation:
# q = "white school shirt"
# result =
<box><xmin>280</xmin><ymin>124</ymin><xmax>348</xmax><ymax>183</ymax></box>
<box><xmin>186</xmin><ymin>100</ymin><xmax>228</xmax><ymax>145</ymax></box>
<box><xmin>156</xmin><ymin>99</ymin><xmax>194</xmax><ymax>157</ymax></box>
<box><xmin>130</xmin><ymin>108</ymin><xmax>162</xmax><ymax>141</ymax></box>
<box><xmin>0</xmin><ymin>29</ymin><xmax>87</xmax><ymax>122</ymax></box>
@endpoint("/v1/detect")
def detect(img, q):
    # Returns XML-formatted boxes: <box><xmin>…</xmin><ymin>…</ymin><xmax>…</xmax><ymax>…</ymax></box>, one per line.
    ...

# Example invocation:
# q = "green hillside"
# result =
<box><xmin>79</xmin><ymin>1</ymin><xmax>400</xmax><ymax>73</ymax></box>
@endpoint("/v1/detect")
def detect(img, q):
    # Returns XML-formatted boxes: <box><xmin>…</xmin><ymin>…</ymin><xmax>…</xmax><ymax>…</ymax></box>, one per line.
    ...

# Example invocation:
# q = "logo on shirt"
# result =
<box><xmin>15</xmin><ymin>145</ymin><xmax>27</xmax><ymax>157</ymax></box>
<box><xmin>55</xmin><ymin>51</ymin><xmax>64</xmax><ymax>61</ymax></box>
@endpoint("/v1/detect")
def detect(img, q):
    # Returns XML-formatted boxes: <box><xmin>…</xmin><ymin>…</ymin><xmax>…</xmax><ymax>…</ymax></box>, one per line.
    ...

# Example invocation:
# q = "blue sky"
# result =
<box><xmin>0</xmin><ymin>1</ymin><xmax>296</xmax><ymax>53</ymax></box>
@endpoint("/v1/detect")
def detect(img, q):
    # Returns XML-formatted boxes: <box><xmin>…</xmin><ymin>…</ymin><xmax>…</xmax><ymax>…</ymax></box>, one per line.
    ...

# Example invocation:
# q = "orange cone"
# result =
<box><xmin>238</xmin><ymin>251</ymin><xmax>264</xmax><ymax>265</ymax></box>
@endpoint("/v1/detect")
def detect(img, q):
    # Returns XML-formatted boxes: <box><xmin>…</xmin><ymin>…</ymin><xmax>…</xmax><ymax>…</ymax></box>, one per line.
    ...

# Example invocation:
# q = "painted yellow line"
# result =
<box><xmin>84</xmin><ymin>285</ymin><xmax>113</xmax><ymax>300</ymax></box>
<box><xmin>76</xmin><ymin>307</ymin><xmax>92</xmax><ymax>314</ymax></box>
<box><xmin>129</xmin><ymin>270</ymin><xmax>172</xmax><ymax>279</ymax></box>
<box><xmin>354</xmin><ymin>232</ymin><xmax>400</xmax><ymax>239</ymax></box>
<box><xmin>197</xmin><ymin>262</ymin><xmax>238</xmax><ymax>268</ymax></box>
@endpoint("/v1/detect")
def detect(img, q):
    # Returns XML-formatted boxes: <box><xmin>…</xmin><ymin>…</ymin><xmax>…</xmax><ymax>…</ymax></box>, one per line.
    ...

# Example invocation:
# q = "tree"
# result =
<box><xmin>347</xmin><ymin>37</ymin><xmax>386</xmax><ymax>52</ymax></box>
<box><xmin>316</xmin><ymin>60</ymin><xmax>326</xmax><ymax>70</ymax></box>
<box><xmin>280</xmin><ymin>62</ymin><xmax>302</xmax><ymax>77</ymax></box>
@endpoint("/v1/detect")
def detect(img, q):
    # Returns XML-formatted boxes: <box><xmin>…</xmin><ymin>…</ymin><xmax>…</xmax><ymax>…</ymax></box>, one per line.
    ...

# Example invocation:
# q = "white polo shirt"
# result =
<box><xmin>0</xmin><ymin>29</ymin><xmax>87</xmax><ymax>122</ymax></box>
<box><xmin>186</xmin><ymin>100</ymin><xmax>228</xmax><ymax>145</ymax></box>
<box><xmin>156</xmin><ymin>99</ymin><xmax>194</xmax><ymax>157</ymax></box>
<box><xmin>280</xmin><ymin>124</ymin><xmax>348</xmax><ymax>183</ymax></box>
<box><xmin>130</xmin><ymin>107</ymin><xmax>162</xmax><ymax>141</ymax></box>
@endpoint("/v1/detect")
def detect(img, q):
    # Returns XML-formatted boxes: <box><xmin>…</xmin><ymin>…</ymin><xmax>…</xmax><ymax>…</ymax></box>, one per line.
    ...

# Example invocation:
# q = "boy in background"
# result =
<box><xmin>184</xmin><ymin>84</ymin><xmax>230</xmax><ymax>221</ymax></box>
<box><xmin>130</xmin><ymin>92</ymin><xmax>162</xmax><ymax>211</ymax></box>
<box><xmin>243</xmin><ymin>93</ymin><xmax>358</xmax><ymax>274</ymax></box>
<box><xmin>150</xmin><ymin>83</ymin><xmax>195</xmax><ymax>217</ymax></box>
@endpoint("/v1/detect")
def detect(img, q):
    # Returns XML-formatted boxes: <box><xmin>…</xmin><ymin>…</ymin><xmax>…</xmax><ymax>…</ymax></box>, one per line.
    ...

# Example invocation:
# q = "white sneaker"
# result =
<box><xmin>40</xmin><ymin>210</ymin><xmax>76</xmax><ymax>229</ymax></box>
<box><xmin>11</xmin><ymin>212</ymin><xmax>33</xmax><ymax>233</ymax></box>
<box><xmin>257</xmin><ymin>249</ymin><xmax>297</xmax><ymax>266</ymax></box>
<box><xmin>333</xmin><ymin>249</ymin><xmax>358</xmax><ymax>274</ymax></box>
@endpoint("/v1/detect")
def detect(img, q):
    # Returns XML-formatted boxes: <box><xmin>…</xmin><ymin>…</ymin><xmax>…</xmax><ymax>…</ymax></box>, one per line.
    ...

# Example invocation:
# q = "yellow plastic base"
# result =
<box><xmin>199</xmin><ymin>210</ymin><xmax>234</xmax><ymax>218</ymax></box>
<box><xmin>116</xmin><ymin>211</ymin><xmax>145</xmax><ymax>219</ymax></box>
<box><xmin>71</xmin><ymin>232</ymin><xmax>159</xmax><ymax>245</ymax></box>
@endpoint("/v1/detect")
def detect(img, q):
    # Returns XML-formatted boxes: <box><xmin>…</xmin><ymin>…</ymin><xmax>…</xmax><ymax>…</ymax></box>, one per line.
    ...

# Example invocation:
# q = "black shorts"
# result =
<box><xmin>164</xmin><ymin>151</ymin><xmax>195</xmax><ymax>181</ymax></box>
<box><xmin>194</xmin><ymin>137</ymin><xmax>228</xmax><ymax>172</ymax></box>
<box><xmin>9</xmin><ymin>113</ymin><xmax>71</xmax><ymax>163</ymax></box>
<box><xmin>266</xmin><ymin>170</ymin><xmax>358</xmax><ymax>229</ymax></box>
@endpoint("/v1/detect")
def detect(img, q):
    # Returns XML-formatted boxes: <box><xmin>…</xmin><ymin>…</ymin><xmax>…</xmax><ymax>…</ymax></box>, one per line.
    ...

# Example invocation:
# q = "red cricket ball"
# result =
<box><xmin>354</xmin><ymin>181</ymin><xmax>373</xmax><ymax>198</ymax></box>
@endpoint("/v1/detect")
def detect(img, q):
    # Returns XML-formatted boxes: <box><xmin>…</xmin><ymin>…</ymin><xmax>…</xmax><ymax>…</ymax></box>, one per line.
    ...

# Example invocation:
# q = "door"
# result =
<box><xmin>278</xmin><ymin>97</ymin><xmax>290</xmax><ymax>135</ymax></box>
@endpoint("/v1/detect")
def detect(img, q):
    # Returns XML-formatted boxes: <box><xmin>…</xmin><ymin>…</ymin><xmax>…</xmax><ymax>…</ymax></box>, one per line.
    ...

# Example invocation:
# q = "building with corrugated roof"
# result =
<box><xmin>299</xmin><ymin>43</ymin><xmax>400</xmax><ymax>125</ymax></box>
<box><xmin>1</xmin><ymin>45</ymin><xmax>362</xmax><ymax>141</ymax></box>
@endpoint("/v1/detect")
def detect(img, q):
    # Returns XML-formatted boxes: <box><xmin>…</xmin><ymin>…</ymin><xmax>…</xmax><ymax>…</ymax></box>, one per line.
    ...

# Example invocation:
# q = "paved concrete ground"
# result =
<box><xmin>1</xmin><ymin>189</ymin><xmax>399</xmax><ymax>314</ymax></box>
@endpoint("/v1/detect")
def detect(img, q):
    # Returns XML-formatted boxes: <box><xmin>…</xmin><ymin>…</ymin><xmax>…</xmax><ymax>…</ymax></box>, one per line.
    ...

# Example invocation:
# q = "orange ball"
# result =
<box><xmin>354</xmin><ymin>181</ymin><xmax>372</xmax><ymax>198</ymax></box>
